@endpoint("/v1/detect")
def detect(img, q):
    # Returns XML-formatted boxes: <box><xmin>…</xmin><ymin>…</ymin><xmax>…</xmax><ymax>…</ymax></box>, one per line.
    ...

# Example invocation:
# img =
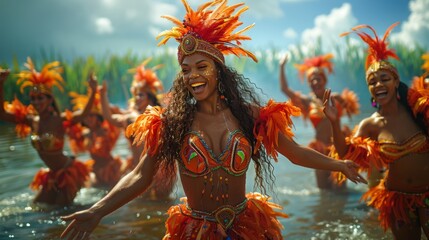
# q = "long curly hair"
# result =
<box><xmin>157</xmin><ymin>62</ymin><xmax>275</xmax><ymax>194</ymax></box>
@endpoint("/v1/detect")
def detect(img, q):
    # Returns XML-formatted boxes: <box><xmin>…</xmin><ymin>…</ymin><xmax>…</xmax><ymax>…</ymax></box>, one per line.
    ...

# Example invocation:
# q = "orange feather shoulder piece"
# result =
<box><xmin>408</xmin><ymin>72</ymin><xmax>429</xmax><ymax>130</ymax></box>
<box><xmin>253</xmin><ymin>99</ymin><xmax>301</xmax><ymax>161</ymax></box>
<box><xmin>4</xmin><ymin>97</ymin><xmax>35</xmax><ymax>138</ymax></box>
<box><xmin>125</xmin><ymin>106</ymin><xmax>164</xmax><ymax>156</ymax></box>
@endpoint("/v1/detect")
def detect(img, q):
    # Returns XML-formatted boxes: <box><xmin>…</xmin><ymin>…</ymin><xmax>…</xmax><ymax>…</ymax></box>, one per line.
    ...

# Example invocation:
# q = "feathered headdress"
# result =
<box><xmin>294</xmin><ymin>53</ymin><xmax>334</xmax><ymax>81</ymax></box>
<box><xmin>156</xmin><ymin>0</ymin><xmax>257</xmax><ymax>64</ymax></box>
<box><xmin>69</xmin><ymin>90</ymin><xmax>101</xmax><ymax>115</ymax></box>
<box><xmin>128</xmin><ymin>58</ymin><xmax>163</xmax><ymax>94</ymax></box>
<box><xmin>340</xmin><ymin>22</ymin><xmax>400</xmax><ymax>80</ymax></box>
<box><xmin>16</xmin><ymin>57</ymin><xmax>64</xmax><ymax>96</ymax></box>
<box><xmin>422</xmin><ymin>53</ymin><xmax>429</xmax><ymax>72</ymax></box>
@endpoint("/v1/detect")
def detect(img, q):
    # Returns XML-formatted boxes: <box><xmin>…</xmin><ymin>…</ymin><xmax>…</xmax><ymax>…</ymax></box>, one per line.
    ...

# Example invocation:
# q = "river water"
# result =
<box><xmin>0</xmin><ymin>115</ymin><xmax>396</xmax><ymax>240</ymax></box>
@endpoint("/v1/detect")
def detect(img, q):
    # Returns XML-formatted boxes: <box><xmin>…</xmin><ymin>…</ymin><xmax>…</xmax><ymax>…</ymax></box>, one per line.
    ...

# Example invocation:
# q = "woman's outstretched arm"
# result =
<box><xmin>61</xmin><ymin>152</ymin><xmax>159</xmax><ymax>240</ymax></box>
<box><xmin>276</xmin><ymin>130</ymin><xmax>367</xmax><ymax>185</ymax></box>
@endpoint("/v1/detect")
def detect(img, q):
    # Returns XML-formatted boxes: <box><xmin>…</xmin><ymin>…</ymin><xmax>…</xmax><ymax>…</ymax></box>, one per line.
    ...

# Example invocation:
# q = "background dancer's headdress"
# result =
<box><xmin>422</xmin><ymin>53</ymin><xmax>429</xmax><ymax>73</ymax></box>
<box><xmin>340</xmin><ymin>22</ymin><xmax>400</xmax><ymax>80</ymax></box>
<box><xmin>16</xmin><ymin>57</ymin><xmax>64</xmax><ymax>96</ymax></box>
<box><xmin>128</xmin><ymin>58</ymin><xmax>163</xmax><ymax>94</ymax></box>
<box><xmin>69</xmin><ymin>90</ymin><xmax>102</xmax><ymax>115</ymax></box>
<box><xmin>294</xmin><ymin>53</ymin><xmax>334</xmax><ymax>81</ymax></box>
<box><xmin>156</xmin><ymin>0</ymin><xmax>258</xmax><ymax>64</ymax></box>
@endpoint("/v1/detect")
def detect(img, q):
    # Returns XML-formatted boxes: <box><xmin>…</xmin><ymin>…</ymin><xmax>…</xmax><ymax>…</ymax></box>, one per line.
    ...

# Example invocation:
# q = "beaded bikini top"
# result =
<box><xmin>378</xmin><ymin>132</ymin><xmax>429</xmax><ymax>163</ymax></box>
<box><xmin>179</xmin><ymin>129</ymin><xmax>252</xmax><ymax>177</ymax></box>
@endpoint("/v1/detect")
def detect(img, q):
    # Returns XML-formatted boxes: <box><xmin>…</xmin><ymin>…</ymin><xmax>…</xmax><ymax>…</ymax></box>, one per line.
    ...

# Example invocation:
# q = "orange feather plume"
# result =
<box><xmin>156</xmin><ymin>0</ymin><xmax>257</xmax><ymax>63</ymax></box>
<box><xmin>253</xmin><ymin>100</ymin><xmax>301</xmax><ymax>161</ymax></box>
<box><xmin>128</xmin><ymin>58</ymin><xmax>164</xmax><ymax>93</ymax></box>
<box><xmin>340</xmin><ymin>22</ymin><xmax>400</xmax><ymax>70</ymax></box>
<box><xmin>69</xmin><ymin>90</ymin><xmax>101</xmax><ymax>114</ymax></box>
<box><xmin>16</xmin><ymin>57</ymin><xmax>64</xmax><ymax>95</ymax></box>
<box><xmin>294</xmin><ymin>53</ymin><xmax>334</xmax><ymax>81</ymax></box>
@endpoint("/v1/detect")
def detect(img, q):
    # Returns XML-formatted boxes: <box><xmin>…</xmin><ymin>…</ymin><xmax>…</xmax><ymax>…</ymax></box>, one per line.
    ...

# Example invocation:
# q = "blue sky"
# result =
<box><xmin>0</xmin><ymin>0</ymin><xmax>427</xmax><ymax>62</ymax></box>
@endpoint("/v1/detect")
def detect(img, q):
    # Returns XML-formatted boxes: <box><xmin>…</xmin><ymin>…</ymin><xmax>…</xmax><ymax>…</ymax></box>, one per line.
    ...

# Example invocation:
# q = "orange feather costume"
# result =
<box><xmin>331</xmin><ymin>23</ymin><xmax>429</xmax><ymax>231</ymax></box>
<box><xmin>68</xmin><ymin>90</ymin><xmax>122</xmax><ymax>186</ymax></box>
<box><xmin>10</xmin><ymin>57</ymin><xmax>90</xmax><ymax>203</ymax></box>
<box><xmin>125</xmin><ymin>0</ymin><xmax>297</xmax><ymax>238</ymax></box>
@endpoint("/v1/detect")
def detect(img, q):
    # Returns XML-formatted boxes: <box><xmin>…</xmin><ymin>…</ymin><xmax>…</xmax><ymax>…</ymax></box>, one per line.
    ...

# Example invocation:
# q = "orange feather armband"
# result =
<box><xmin>253</xmin><ymin>99</ymin><xmax>301</xmax><ymax>161</ymax></box>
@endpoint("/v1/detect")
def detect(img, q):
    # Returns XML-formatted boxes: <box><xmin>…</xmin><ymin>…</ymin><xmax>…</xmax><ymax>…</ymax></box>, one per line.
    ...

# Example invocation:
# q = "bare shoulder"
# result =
<box><xmin>248</xmin><ymin>103</ymin><xmax>260</xmax><ymax>119</ymax></box>
<box><xmin>354</xmin><ymin>114</ymin><xmax>379</xmax><ymax>138</ymax></box>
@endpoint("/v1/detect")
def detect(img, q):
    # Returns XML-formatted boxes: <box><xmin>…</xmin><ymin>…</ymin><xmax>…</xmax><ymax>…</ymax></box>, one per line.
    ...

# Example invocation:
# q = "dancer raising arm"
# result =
<box><xmin>0</xmin><ymin>59</ymin><xmax>97</xmax><ymax>206</ymax></box>
<box><xmin>61</xmin><ymin>1</ymin><xmax>366</xmax><ymax>239</ymax></box>
<box><xmin>279</xmin><ymin>53</ymin><xmax>360</xmax><ymax>190</ymax></box>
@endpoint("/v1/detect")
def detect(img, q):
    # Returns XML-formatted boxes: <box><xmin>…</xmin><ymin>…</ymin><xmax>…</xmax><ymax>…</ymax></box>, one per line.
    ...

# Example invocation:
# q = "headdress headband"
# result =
<box><xmin>156</xmin><ymin>0</ymin><xmax>258</xmax><ymax>64</ymax></box>
<box><xmin>340</xmin><ymin>22</ymin><xmax>400</xmax><ymax>80</ymax></box>
<box><xmin>16</xmin><ymin>57</ymin><xmax>64</xmax><ymax>96</ymax></box>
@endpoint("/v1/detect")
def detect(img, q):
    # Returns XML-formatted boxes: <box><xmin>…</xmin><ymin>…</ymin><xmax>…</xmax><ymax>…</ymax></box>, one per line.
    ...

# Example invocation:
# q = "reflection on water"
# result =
<box><xmin>0</xmin><ymin>118</ymin><xmax>394</xmax><ymax>239</ymax></box>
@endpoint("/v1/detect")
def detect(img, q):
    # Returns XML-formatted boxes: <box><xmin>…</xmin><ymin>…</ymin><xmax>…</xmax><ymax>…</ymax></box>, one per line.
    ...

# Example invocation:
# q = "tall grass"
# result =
<box><xmin>0</xmin><ymin>41</ymin><xmax>425</xmax><ymax>112</ymax></box>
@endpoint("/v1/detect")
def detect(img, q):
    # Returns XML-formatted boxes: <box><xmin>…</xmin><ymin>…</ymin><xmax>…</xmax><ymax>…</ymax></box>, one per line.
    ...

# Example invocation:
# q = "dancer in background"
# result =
<box><xmin>61</xmin><ymin>1</ymin><xmax>366</xmax><ymax>239</ymax></box>
<box><xmin>68</xmin><ymin>87</ymin><xmax>122</xmax><ymax>188</ymax></box>
<box><xmin>279</xmin><ymin>53</ymin><xmax>360</xmax><ymax>190</ymax></box>
<box><xmin>0</xmin><ymin>58</ymin><xmax>95</xmax><ymax>206</ymax></box>
<box><xmin>99</xmin><ymin>60</ymin><xmax>174</xmax><ymax>200</ymax></box>
<box><xmin>325</xmin><ymin>22</ymin><xmax>429</xmax><ymax>239</ymax></box>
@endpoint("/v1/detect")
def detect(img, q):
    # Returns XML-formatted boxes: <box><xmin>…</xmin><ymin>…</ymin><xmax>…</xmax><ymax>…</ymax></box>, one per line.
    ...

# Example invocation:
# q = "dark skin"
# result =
<box><xmin>0</xmin><ymin>69</ymin><xmax>98</xmax><ymax>205</ymax></box>
<box><xmin>323</xmin><ymin>69</ymin><xmax>429</xmax><ymax>239</ymax></box>
<box><xmin>61</xmin><ymin>53</ymin><xmax>366</xmax><ymax>240</ymax></box>
<box><xmin>279</xmin><ymin>54</ymin><xmax>352</xmax><ymax>190</ymax></box>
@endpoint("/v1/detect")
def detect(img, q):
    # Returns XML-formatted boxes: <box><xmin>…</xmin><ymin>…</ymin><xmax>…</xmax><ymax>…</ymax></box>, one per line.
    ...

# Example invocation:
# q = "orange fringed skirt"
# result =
<box><xmin>163</xmin><ymin>192</ymin><xmax>288</xmax><ymax>240</ymax></box>
<box><xmin>86</xmin><ymin>157</ymin><xmax>123</xmax><ymax>186</ymax></box>
<box><xmin>30</xmin><ymin>159</ymin><xmax>91</xmax><ymax>200</ymax></box>
<box><xmin>362</xmin><ymin>179</ymin><xmax>429</xmax><ymax>231</ymax></box>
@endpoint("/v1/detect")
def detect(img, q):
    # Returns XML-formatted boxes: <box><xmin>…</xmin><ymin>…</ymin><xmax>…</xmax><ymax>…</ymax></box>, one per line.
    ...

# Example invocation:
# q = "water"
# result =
<box><xmin>0</xmin><ymin>115</ymin><xmax>396</xmax><ymax>240</ymax></box>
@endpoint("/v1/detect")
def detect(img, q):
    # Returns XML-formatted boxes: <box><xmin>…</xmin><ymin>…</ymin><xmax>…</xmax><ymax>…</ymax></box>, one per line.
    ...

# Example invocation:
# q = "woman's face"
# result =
<box><xmin>181</xmin><ymin>53</ymin><xmax>218</xmax><ymax>102</ymax></box>
<box><xmin>132</xmin><ymin>85</ymin><xmax>151</xmax><ymax>112</ymax></box>
<box><xmin>307</xmin><ymin>73</ymin><xmax>327</xmax><ymax>97</ymax></box>
<box><xmin>30</xmin><ymin>93</ymin><xmax>52</xmax><ymax>113</ymax></box>
<box><xmin>366</xmin><ymin>69</ymin><xmax>399</xmax><ymax>106</ymax></box>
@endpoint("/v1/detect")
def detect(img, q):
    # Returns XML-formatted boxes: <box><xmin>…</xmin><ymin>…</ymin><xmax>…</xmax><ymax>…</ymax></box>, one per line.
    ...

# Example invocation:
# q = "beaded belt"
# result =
<box><xmin>181</xmin><ymin>199</ymin><xmax>248</xmax><ymax>230</ymax></box>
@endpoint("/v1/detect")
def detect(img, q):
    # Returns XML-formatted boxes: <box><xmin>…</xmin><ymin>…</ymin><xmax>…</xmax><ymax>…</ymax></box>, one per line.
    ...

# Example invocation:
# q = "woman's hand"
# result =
<box><xmin>60</xmin><ymin>209</ymin><xmax>102</xmax><ymax>240</ymax></box>
<box><xmin>0</xmin><ymin>69</ymin><xmax>10</xmax><ymax>83</ymax></box>
<box><xmin>279</xmin><ymin>54</ymin><xmax>288</xmax><ymax>68</ymax></box>
<box><xmin>98</xmin><ymin>80</ymin><xmax>108</xmax><ymax>96</ymax></box>
<box><xmin>340</xmin><ymin>160</ymin><xmax>367</xmax><ymax>184</ymax></box>
<box><xmin>323</xmin><ymin>89</ymin><xmax>340</xmax><ymax>123</ymax></box>
<box><xmin>88</xmin><ymin>73</ymin><xmax>98</xmax><ymax>92</ymax></box>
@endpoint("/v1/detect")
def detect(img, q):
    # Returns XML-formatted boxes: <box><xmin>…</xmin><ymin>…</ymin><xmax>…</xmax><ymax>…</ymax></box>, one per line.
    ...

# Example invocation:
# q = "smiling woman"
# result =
<box><xmin>325</xmin><ymin>22</ymin><xmax>429</xmax><ymax>239</ymax></box>
<box><xmin>0</xmin><ymin>58</ymin><xmax>98</xmax><ymax>206</ymax></box>
<box><xmin>60</xmin><ymin>1</ymin><xmax>366</xmax><ymax>239</ymax></box>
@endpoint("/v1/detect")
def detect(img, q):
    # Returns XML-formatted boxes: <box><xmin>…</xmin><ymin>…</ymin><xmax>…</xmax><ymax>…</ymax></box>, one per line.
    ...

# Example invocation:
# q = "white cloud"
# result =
<box><xmin>150</xmin><ymin>3</ymin><xmax>178</xmax><ymax>25</ymax></box>
<box><xmin>95</xmin><ymin>17</ymin><xmax>114</xmax><ymax>34</ymax></box>
<box><xmin>229</xmin><ymin>0</ymin><xmax>284</xmax><ymax>19</ymax></box>
<box><xmin>391</xmin><ymin>0</ymin><xmax>429</xmax><ymax>48</ymax></box>
<box><xmin>283</xmin><ymin>28</ymin><xmax>298</xmax><ymax>39</ymax></box>
<box><xmin>299</xmin><ymin>3</ymin><xmax>358</xmax><ymax>54</ymax></box>
<box><xmin>101</xmin><ymin>0</ymin><xmax>117</xmax><ymax>8</ymax></box>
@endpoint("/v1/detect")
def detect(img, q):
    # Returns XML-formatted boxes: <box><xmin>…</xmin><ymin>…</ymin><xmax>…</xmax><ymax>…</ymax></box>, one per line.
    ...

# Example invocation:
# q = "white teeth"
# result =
<box><xmin>191</xmin><ymin>82</ymin><xmax>205</xmax><ymax>87</ymax></box>
<box><xmin>375</xmin><ymin>90</ymin><xmax>387</xmax><ymax>95</ymax></box>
